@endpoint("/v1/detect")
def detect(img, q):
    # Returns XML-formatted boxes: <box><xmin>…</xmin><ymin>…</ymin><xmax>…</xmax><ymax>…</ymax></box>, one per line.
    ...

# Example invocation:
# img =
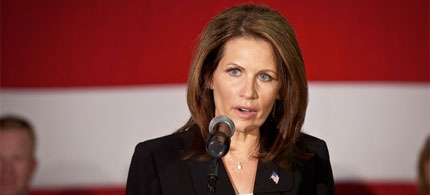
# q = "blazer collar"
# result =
<box><xmin>187</xmin><ymin>158</ymin><xmax>294</xmax><ymax>194</ymax></box>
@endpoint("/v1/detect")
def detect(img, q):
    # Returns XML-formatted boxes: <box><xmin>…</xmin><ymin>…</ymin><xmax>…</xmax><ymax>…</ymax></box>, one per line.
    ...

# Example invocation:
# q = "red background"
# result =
<box><xmin>1</xmin><ymin>1</ymin><xmax>428</xmax><ymax>194</ymax></box>
<box><xmin>1</xmin><ymin>0</ymin><xmax>429</xmax><ymax>88</ymax></box>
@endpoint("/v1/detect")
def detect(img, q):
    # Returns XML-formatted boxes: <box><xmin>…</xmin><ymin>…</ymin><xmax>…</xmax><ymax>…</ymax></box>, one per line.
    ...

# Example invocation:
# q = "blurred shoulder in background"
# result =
<box><xmin>418</xmin><ymin>135</ymin><xmax>430</xmax><ymax>194</ymax></box>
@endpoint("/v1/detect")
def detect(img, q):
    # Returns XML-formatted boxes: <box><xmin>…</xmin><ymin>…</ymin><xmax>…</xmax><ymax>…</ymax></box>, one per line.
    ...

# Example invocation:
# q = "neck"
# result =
<box><xmin>228</xmin><ymin>128</ymin><xmax>260</xmax><ymax>159</ymax></box>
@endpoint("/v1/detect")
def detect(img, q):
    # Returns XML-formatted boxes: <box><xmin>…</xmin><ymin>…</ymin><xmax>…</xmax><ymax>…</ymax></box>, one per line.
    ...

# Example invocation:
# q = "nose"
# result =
<box><xmin>240</xmin><ymin>76</ymin><xmax>258</xmax><ymax>99</ymax></box>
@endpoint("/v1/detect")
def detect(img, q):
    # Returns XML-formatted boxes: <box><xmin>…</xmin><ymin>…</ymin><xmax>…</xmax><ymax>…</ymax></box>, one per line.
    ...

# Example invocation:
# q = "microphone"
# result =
<box><xmin>206</xmin><ymin>115</ymin><xmax>235</xmax><ymax>158</ymax></box>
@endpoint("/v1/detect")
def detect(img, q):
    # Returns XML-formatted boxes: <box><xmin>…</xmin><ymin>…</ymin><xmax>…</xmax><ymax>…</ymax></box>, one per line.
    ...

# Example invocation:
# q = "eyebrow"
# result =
<box><xmin>224</xmin><ymin>63</ymin><xmax>242</xmax><ymax>67</ymax></box>
<box><xmin>260</xmin><ymin>69</ymin><xmax>278</xmax><ymax>74</ymax></box>
<box><xmin>225</xmin><ymin>63</ymin><xmax>278</xmax><ymax>73</ymax></box>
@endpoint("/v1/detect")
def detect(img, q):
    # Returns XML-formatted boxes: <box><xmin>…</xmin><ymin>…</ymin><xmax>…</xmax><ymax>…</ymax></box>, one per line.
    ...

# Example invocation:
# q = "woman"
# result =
<box><xmin>127</xmin><ymin>4</ymin><xmax>334</xmax><ymax>195</ymax></box>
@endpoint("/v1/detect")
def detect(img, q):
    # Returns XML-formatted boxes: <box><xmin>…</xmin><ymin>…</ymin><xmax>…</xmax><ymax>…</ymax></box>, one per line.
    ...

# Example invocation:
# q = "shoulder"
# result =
<box><xmin>134</xmin><ymin>129</ymin><xmax>195</xmax><ymax>156</ymax></box>
<box><xmin>128</xmin><ymin>127</ymin><xmax>199</xmax><ymax>194</ymax></box>
<box><xmin>128</xmin><ymin>129</ymin><xmax>195</xmax><ymax>181</ymax></box>
<box><xmin>127</xmin><ymin>129</ymin><xmax>196</xmax><ymax>194</ymax></box>
<box><xmin>297</xmin><ymin>133</ymin><xmax>330</xmax><ymax>160</ymax></box>
<box><xmin>295</xmin><ymin>133</ymin><xmax>334</xmax><ymax>194</ymax></box>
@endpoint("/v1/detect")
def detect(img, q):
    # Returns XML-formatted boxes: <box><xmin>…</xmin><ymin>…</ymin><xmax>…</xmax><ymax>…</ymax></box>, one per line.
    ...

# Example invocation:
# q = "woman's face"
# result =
<box><xmin>210</xmin><ymin>37</ymin><xmax>279</xmax><ymax>133</ymax></box>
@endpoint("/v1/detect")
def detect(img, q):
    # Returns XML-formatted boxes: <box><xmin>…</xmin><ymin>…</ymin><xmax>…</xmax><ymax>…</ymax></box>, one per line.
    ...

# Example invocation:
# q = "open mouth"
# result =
<box><xmin>238</xmin><ymin>108</ymin><xmax>252</xmax><ymax>112</ymax></box>
<box><xmin>236</xmin><ymin>106</ymin><xmax>256</xmax><ymax>113</ymax></box>
<box><xmin>235</xmin><ymin>106</ymin><xmax>257</xmax><ymax>119</ymax></box>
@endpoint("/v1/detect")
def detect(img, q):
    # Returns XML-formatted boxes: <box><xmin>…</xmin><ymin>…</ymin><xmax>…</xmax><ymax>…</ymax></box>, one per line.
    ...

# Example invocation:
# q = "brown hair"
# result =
<box><xmin>179</xmin><ymin>4</ymin><xmax>308</xmax><ymax>167</ymax></box>
<box><xmin>418</xmin><ymin>136</ymin><xmax>430</xmax><ymax>193</ymax></box>
<box><xmin>0</xmin><ymin>115</ymin><xmax>36</xmax><ymax>156</ymax></box>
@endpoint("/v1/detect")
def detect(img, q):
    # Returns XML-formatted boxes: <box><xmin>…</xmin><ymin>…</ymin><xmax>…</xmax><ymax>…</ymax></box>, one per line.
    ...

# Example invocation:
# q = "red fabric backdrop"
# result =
<box><xmin>1</xmin><ymin>0</ymin><xmax>429</xmax><ymax>88</ymax></box>
<box><xmin>1</xmin><ymin>1</ymin><xmax>428</xmax><ymax>194</ymax></box>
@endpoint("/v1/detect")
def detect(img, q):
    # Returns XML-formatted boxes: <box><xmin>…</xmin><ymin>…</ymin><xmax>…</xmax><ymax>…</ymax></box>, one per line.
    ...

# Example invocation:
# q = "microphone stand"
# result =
<box><xmin>206</xmin><ymin>115</ymin><xmax>235</xmax><ymax>195</ymax></box>
<box><xmin>207</xmin><ymin>157</ymin><xmax>220</xmax><ymax>195</ymax></box>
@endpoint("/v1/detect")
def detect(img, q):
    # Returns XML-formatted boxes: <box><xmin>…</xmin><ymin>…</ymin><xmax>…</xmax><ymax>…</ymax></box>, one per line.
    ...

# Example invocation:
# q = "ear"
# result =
<box><xmin>27</xmin><ymin>157</ymin><xmax>38</xmax><ymax>180</ymax></box>
<box><xmin>31</xmin><ymin>158</ymin><xmax>38</xmax><ymax>174</ymax></box>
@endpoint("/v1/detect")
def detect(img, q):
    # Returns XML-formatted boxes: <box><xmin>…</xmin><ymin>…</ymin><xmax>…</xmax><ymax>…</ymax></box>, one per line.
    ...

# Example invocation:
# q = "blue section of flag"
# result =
<box><xmin>270</xmin><ymin>171</ymin><xmax>279</xmax><ymax>184</ymax></box>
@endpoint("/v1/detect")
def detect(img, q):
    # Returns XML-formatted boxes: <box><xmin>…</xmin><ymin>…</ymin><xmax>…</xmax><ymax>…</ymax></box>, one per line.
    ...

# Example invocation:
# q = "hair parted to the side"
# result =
<box><xmin>179</xmin><ymin>4</ymin><xmax>309</xmax><ymax>168</ymax></box>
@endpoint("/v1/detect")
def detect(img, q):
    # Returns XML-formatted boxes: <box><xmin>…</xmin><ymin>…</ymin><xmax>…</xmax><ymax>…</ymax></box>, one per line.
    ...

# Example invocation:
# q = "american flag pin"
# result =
<box><xmin>270</xmin><ymin>171</ymin><xmax>280</xmax><ymax>184</ymax></box>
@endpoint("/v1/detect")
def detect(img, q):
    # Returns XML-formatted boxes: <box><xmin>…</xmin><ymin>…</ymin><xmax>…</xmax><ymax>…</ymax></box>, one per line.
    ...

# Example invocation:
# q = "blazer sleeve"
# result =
<box><xmin>126</xmin><ymin>142</ymin><xmax>162</xmax><ymax>195</ymax></box>
<box><xmin>315</xmin><ymin>140</ymin><xmax>335</xmax><ymax>195</ymax></box>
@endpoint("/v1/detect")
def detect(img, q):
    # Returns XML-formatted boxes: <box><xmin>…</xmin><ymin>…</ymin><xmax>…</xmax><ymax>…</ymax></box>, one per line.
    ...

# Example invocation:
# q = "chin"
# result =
<box><xmin>0</xmin><ymin>188</ymin><xmax>19</xmax><ymax>195</ymax></box>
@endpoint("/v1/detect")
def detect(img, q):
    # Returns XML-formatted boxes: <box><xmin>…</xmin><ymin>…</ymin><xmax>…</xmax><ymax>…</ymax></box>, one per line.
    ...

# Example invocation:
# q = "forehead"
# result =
<box><xmin>0</xmin><ymin>128</ymin><xmax>33</xmax><ymax>154</ymax></box>
<box><xmin>220</xmin><ymin>36</ymin><xmax>277</xmax><ymax>69</ymax></box>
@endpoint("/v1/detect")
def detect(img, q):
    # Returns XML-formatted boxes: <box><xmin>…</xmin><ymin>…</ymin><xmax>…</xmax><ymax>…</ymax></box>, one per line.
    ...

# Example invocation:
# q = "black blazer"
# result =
<box><xmin>126</xmin><ymin>126</ymin><xmax>334</xmax><ymax>195</ymax></box>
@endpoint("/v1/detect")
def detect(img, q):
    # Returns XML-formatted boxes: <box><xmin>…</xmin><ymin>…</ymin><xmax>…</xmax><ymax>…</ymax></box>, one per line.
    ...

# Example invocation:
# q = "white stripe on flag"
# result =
<box><xmin>0</xmin><ymin>83</ymin><xmax>428</xmax><ymax>187</ymax></box>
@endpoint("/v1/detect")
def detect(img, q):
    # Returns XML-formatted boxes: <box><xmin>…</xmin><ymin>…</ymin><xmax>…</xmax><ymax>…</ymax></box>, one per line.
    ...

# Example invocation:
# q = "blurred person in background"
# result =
<box><xmin>0</xmin><ymin>115</ymin><xmax>37</xmax><ymax>195</ymax></box>
<box><xmin>418</xmin><ymin>135</ymin><xmax>430</xmax><ymax>194</ymax></box>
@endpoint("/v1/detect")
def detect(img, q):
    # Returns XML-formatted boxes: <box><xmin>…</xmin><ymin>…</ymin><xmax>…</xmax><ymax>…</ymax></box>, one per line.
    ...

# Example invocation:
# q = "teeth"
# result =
<box><xmin>239</xmin><ymin>108</ymin><xmax>250</xmax><ymax>112</ymax></box>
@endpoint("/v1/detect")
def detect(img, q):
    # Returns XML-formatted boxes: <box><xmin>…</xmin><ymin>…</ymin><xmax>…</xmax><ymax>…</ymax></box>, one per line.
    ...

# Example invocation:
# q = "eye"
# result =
<box><xmin>258</xmin><ymin>73</ymin><xmax>274</xmax><ymax>81</ymax></box>
<box><xmin>227</xmin><ymin>68</ymin><xmax>241</xmax><ymax>76</ymax></box>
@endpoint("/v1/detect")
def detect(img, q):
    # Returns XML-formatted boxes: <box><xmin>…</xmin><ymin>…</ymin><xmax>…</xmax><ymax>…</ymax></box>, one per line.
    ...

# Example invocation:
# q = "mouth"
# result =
<box><xmin>235</xmin><ymin>106</ymin><xmax>257</xmax><ymax>114</ymax></box>
<box><xmin>238</xmin><ymin>108</ymin><xmax>254</xmax><ymax>112</ymax></box>
<box><xmin>234</xmin><ymin>106</ymin><xmax>257</xmax><ymax>119</ymax></box>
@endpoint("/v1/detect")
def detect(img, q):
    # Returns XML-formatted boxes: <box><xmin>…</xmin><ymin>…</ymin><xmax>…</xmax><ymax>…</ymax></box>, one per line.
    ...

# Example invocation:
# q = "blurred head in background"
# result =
<box><xmin>418</xmin><ymin>135</ymin><xmax>430</xmax><ymax>194</ymax></box>
<box><xmin>0</xmin><ymin>115</ymin><xmax>37</xmax><ymax>195</ymax></box>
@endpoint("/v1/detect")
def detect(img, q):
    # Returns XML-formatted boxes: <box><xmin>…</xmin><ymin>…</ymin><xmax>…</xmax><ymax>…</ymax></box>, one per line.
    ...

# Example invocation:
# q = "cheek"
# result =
<box><xmin>213</xmin><ymin>89</ymin><xmax>233</xmax><ymax>115</ymax></box>
<box><xmin>258</xmin><ymin>90</ymin><xmax>278</xmax><ymax>118</ymax></box>
<box><xmin>213</xmin><ymin>81</ymin><xmax>236</xmax><ymax>108</ymax></box>
<box><xmin>261</xmin><ymin>89</ymin><xmax>278</xmax><ymax>107</ymax></box>
<box><xmin>14</xmin><ymin>159</ymin><xmax>33</xmax><ymax>178</ymax></box>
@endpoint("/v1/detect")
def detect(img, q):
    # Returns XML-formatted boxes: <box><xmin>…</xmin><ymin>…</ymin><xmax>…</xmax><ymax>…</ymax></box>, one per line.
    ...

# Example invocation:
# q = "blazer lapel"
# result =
<box><xmin>187</xmin><ymin>158</ymin><xmax>235</xmax><ymax>195</ymax></box>
<box><xmin>253</xmin><ymin>161</ymin><xmax>295</xmax><ymax>193</ymax></box>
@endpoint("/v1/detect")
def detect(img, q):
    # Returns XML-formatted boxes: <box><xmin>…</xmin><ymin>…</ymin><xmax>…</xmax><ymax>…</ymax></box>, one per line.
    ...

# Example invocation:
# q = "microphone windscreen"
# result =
<box><xmin>208</xmin><ymin>115</ymin><xmax>235</xmax><ymax>137</ymax></box>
